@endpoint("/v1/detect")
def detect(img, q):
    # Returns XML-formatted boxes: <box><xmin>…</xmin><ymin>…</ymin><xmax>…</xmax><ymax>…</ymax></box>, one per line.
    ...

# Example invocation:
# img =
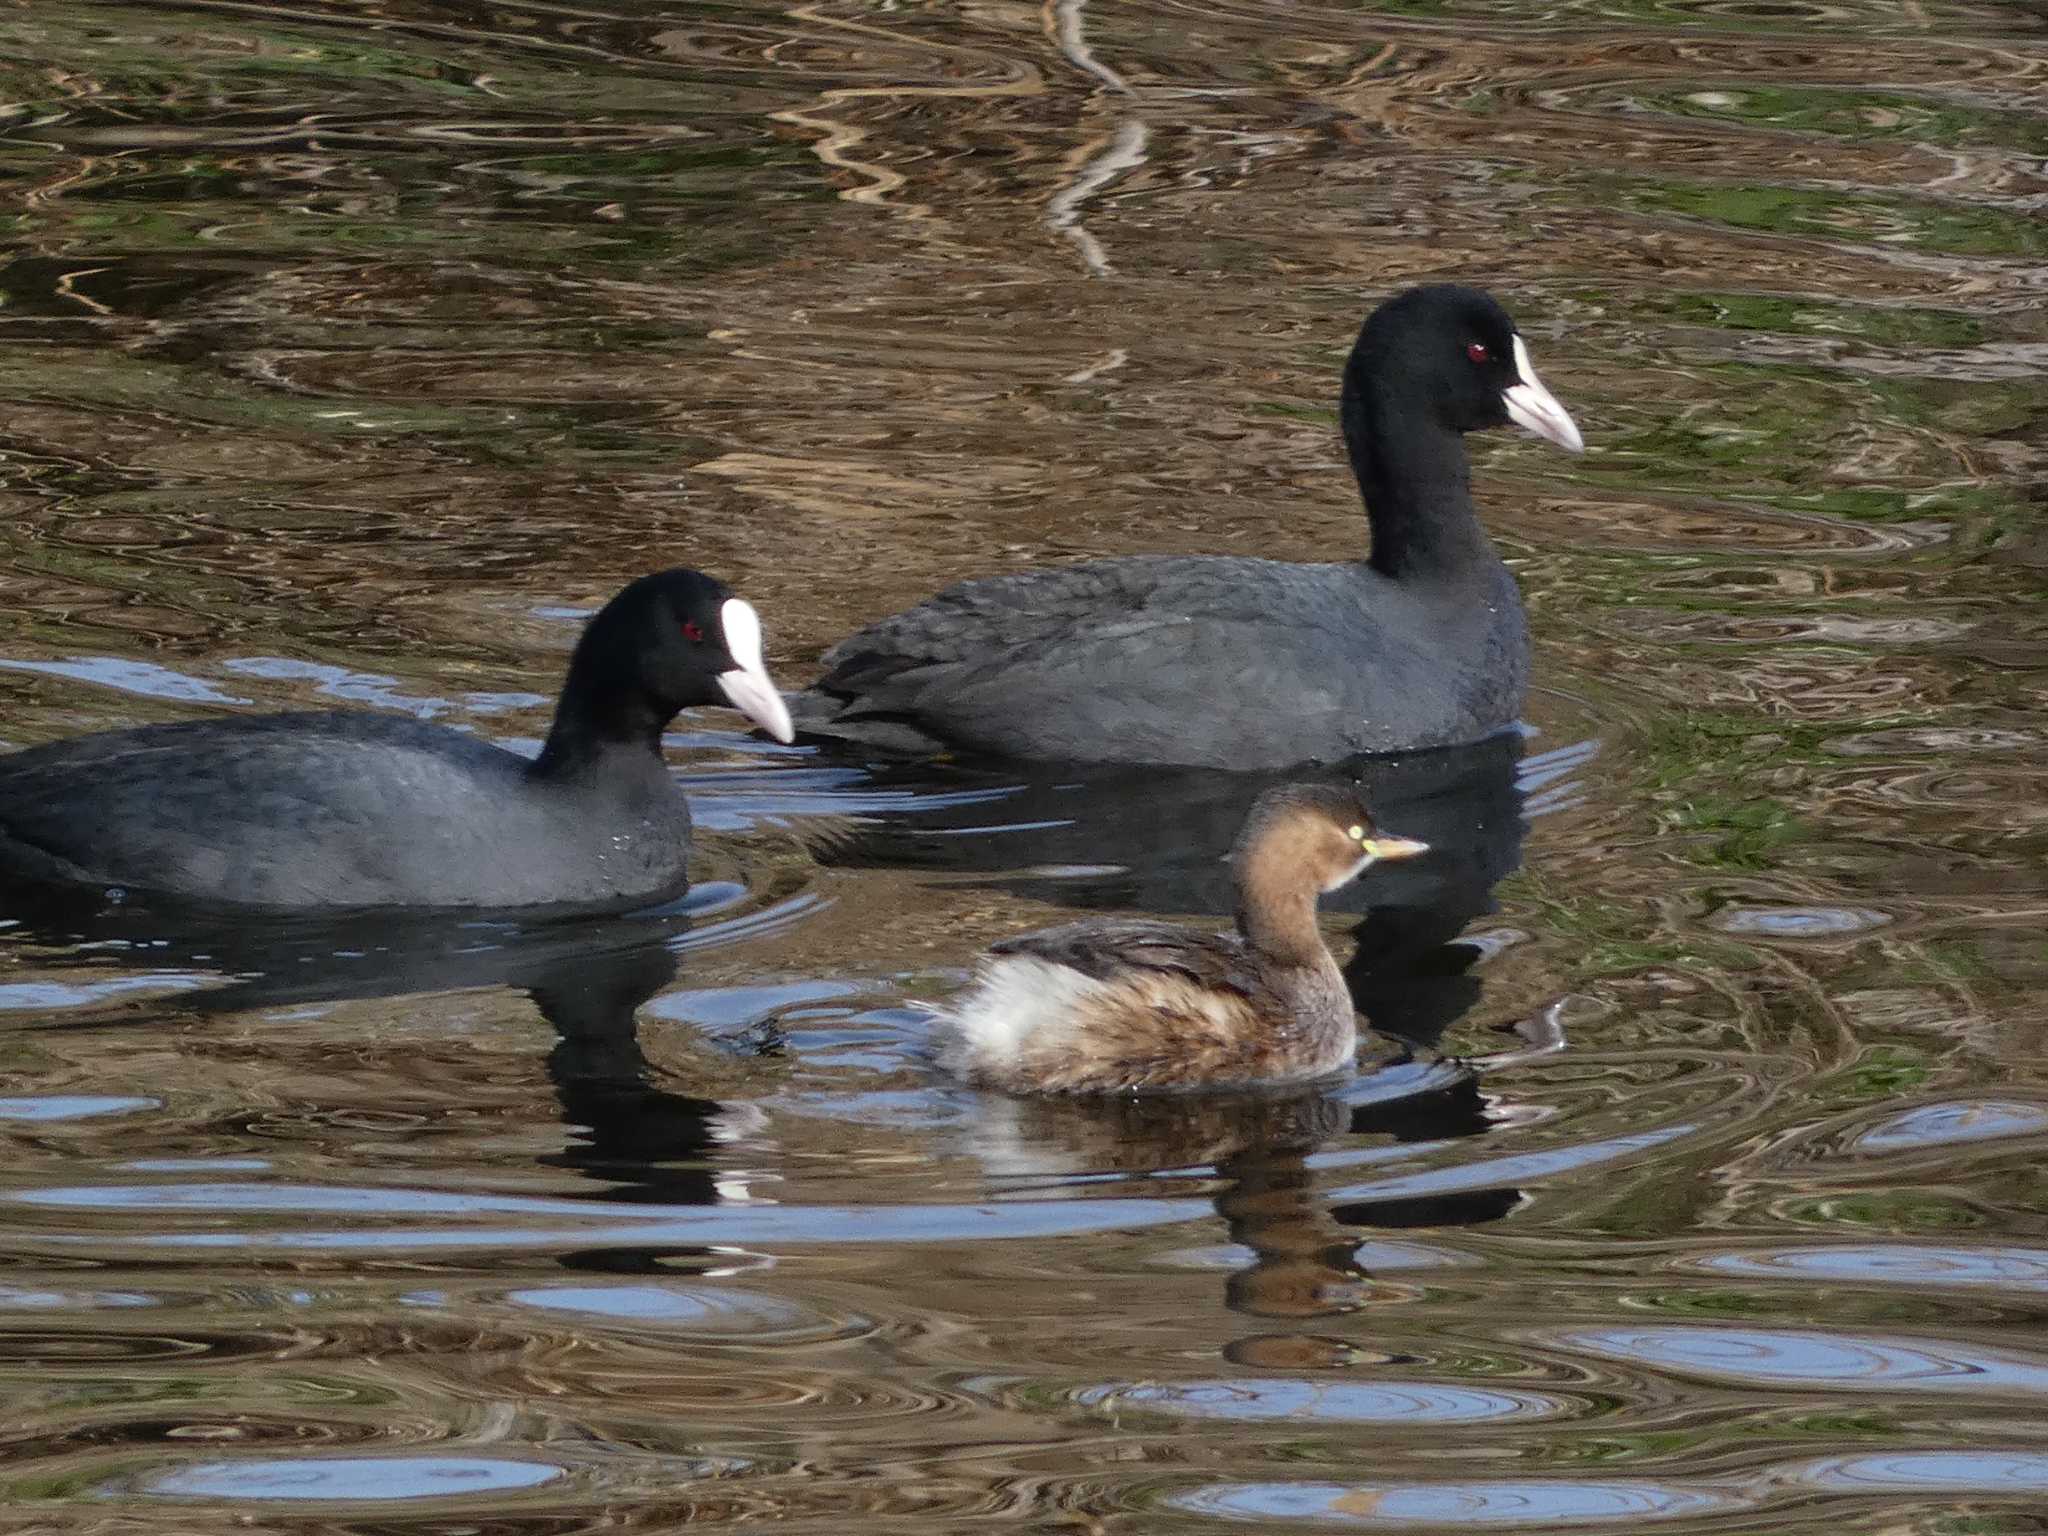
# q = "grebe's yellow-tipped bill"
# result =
<box><xmin>1360</xmin><ymin>834</ymin><xmax>1430</xmax><ymax>864</ymax></box>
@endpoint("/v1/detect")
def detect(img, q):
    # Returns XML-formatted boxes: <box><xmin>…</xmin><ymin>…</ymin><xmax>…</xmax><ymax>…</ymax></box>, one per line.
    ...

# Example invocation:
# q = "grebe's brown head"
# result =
<box><xmin>1233</xmin><ymin>782</ymin><xmax>1431</xmax><ymax>896</ymax></box>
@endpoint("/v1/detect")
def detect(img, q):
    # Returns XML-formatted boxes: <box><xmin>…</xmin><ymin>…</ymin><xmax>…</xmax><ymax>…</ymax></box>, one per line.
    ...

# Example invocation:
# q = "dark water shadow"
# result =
<box><xmin>0</xmin><ymin>881</ymin><xmax>697</xmax><ymax>1009</ymax></box>
<box><xmin>802</xmin><ymin>733</ymin><xmax>1527</xmax><ymax>1050</ymax></box>
<box><xmin>0</xmin><ymin>880</ymin><xmax>763</xmax><ymax>1215</ymax></box>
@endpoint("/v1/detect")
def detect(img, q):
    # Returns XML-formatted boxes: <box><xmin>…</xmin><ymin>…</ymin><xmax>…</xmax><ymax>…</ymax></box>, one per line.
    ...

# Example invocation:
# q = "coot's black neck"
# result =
<box><xmin>531</xmin><ymin>626</ymin><xmax>677</xmax><ymax>787</ymax></box>
<box><xmin>1341</xmin><ymin>361</ymin><xmax>1497</xmax><ymax>582</ymax></box>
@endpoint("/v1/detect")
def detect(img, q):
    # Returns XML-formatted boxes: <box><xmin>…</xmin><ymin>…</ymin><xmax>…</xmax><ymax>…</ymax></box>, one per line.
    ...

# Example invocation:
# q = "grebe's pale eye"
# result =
<box><xmin>1346</xmin><ymin>824</ymin><xmax>1366</xmax><ymax>841</ymax></box>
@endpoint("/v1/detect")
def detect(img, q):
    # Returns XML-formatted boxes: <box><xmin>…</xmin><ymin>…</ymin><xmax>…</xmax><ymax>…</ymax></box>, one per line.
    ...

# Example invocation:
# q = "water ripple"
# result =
<box><xmin>13</xmin><ymin>1179</ymin><xmax>1216</xmax><ymax>1252</ymax></box>
<box><xmin>1684</xmin><ymin>1244</ymin><xmax>2048</xmax><ymax>1292</ymax></box>
<box><xmin>1078</xmin><ymin>1378</ymin><xmax>1567</xmax><ymax>1425</ymax></box>
<box><xmin>0</xmin><ymin>1095</ymin><xmax>159</xmax><ymax>1121</ymax></box>
<box><xmin>129</xmin><ymin>1454</ymin><xmax>565</xmax><ymax>1504</ymax></box>
<box><xmin>1852</xmin><ymin>1099</ymin><xmax>2048</xmax><ymax>1152</ymax></box>
<box><xmin>1790</xmin><ymin>1450</ymin><xmax>2048</xmax><ymax>1492</ymax></box>
<box><xmin>1544</xmin><ymin>1324</ymin><xmax>2048</xmax><ymax>1395</ymax></box>
<box><xmin>1328</xmin><ymin>1125</ymin><xmax>1697</xmax><ymax>1206</ymax></box>
<box><xmin>491</xmin><ymin>1281</ymin><xmax>870</xmax><ymax>1343</ymax></box>
<box><xmin>0</xmin><ymin>655</ymin><xmax>249</xmax><ymax>706</ymax></box>
<box><xmin>1169</xmin><ymin>1478</ymin><xmax>1739</xmax><ymax>1526</ymax></box>
<box><xmin>1710</xmin><ymin>906</ymin><xmax>1890</xmax><ymax>937</ymax></box>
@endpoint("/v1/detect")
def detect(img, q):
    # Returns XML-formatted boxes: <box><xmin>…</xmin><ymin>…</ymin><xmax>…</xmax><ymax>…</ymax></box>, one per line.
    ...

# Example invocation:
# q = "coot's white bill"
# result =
<box><xmin>714</xmin><ymin>597</ymin><xmax>795</xmax><ymax>743</ymax></box>
<box><xmin>1504</xmin><ymin>334</ymin><xmax>1584</xmax><ymax>453</ymax></box>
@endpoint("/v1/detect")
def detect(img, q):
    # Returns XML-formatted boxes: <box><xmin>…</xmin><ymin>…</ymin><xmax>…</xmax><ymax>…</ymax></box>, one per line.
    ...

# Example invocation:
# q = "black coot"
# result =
<box><xmin>798</xmin><ymin>284</ymin><xmax>1584</xmax><ymax>768</ymax></box>
<box><xmin>0</xmin><ymin>568</ymin><xmax>794</xmax><ymax>910</ymax></box>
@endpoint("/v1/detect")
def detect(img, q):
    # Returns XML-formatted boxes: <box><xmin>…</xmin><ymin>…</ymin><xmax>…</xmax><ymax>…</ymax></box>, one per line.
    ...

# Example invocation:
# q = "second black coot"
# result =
<box><xmin>797</xmin><ymin>284</ymin><xmax>1584</xmax><ymax>768</ymax></box>
<box><xmin>0</xmin><ymin>568</ymin><xmax>794</xmax><ymax>910</ymax></box>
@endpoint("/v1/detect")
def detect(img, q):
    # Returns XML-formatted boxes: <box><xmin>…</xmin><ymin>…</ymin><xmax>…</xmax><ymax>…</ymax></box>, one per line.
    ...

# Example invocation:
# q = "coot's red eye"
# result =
<box><xmin>682</xmin><ymin>620</ymin><xmax>704</xmax><ymax>642</ymax></box>
<box><xmin>1467</xmin><ymin>341</ymin><xmax>1489</xmax><ymax>363</ymax></box>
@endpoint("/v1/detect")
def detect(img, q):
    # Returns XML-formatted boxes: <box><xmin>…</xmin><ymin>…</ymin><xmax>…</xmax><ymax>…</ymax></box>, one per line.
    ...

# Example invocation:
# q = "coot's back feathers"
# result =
<box><xmin>801</xmin><ymin>284</ymin><xmax>1582</xmax><ymax>768</ymax></box>
<box><xmin>0</xmin><ymin>567</ymin><xmax>794</xmax><ymax>911</ymax></box>
<box><xmin>0</xmin><ymin>712</ymin><xmax>659</xmax><ymax>908</ymax></box>
<box><xmin>806</xmin><ymin>554</ymin><xmax>1524</xmax><ymax>766</ymax></box>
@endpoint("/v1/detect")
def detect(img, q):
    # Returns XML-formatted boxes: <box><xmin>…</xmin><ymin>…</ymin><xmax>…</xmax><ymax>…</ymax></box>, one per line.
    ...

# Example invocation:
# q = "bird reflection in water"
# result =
<box><xmin>0</xmin><ymin>879</ymin><xmax>764</xmax><ymax>1225</ymax></box>
<box><xmin>956</xmin><ymin>1012</ymin><xmax>1561</xmax><ymax>1364</ymax></box>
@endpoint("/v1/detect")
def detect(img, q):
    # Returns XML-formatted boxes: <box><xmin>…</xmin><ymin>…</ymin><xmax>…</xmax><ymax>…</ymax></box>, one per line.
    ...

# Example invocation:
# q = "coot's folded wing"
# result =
<box><xmin>0</xmin><ymin>714</ymin><xmax>518</xmax><ymax>900</ymax></box>
<box><xmin>806</xmin><ymin>556</ymin><xmax>1376</xmax><ymax>763</ymax></box>
<box><xmin>817</xmin><ymin>558</ymin><xmax>1201</xmax><ymax>698</ymax></box>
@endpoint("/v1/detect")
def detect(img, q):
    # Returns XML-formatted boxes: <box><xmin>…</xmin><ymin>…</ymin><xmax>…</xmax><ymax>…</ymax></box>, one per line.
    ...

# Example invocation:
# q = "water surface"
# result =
<box><xmin>1</xmin><ymin>0</ymin><xmax>2046</xmax><ymax>1529</ymax></box>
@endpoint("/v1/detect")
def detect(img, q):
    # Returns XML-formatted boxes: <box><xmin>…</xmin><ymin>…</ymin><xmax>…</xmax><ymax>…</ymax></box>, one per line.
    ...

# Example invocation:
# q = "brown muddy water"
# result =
<box><xmin>2</xmin><ymin>0</ymin><xmax>2047</xmax><ymax>1529</ymax></box>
